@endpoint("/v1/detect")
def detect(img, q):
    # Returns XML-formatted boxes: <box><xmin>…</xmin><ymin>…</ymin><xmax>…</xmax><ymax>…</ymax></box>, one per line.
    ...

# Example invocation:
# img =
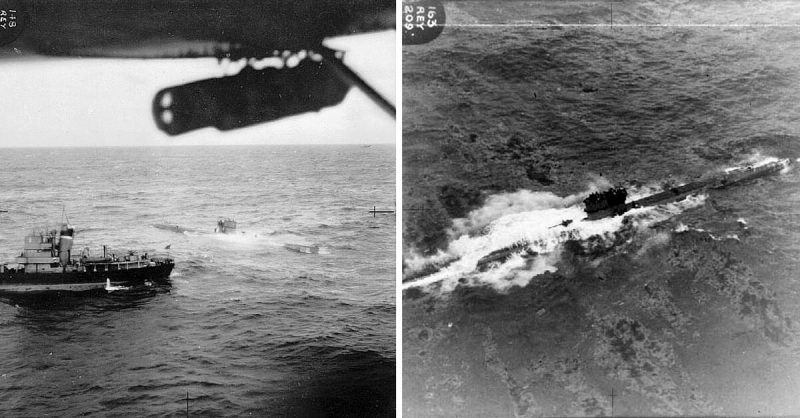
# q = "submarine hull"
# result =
<box><xmin>153</xmin><ymin>223</ymin><xmax>197</xmax><ymax>234</ymax></box>
<box><xmin>284</xmin><ymin>244</ymin><xmax>320</xmax><ymax>254</ymax></box>
<box><xmin>587</xmin><ymin>159</ymin><xmax>790</xmax><ymax>221</ymax></box>
<box><xmin>476</xmin><ymin>158</ymin><xmax>791</xmax><ymax>270</ymax></box>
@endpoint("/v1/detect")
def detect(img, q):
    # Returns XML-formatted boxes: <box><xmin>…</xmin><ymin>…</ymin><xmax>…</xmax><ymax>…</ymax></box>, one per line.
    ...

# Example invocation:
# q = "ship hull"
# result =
<box><xmin>153</xmin><ymin>223</ymin><xmax>197</xmax><ymax>234</ymax></box>
<box><xmin>284</xmin><ymin>244</ymin><xmax>320</xmax><ymax>254</ymax></box>
<box><xmin>476</xmin><ymin>159</ymin><xmax>791</xmax><ymax>270</ymax></box>
<box><xmin>0</xmin><ymin>263</ymin><xmax>174</xmax><ymax>294</ymax></box>
<box><xmin>586</xmin><ymin>159</ymin><xmax>789</xmax><ymax>221</ymax></box>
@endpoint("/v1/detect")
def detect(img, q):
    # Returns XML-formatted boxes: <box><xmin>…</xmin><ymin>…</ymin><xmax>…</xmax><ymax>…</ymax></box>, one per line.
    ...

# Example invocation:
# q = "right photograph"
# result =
<box><xmin>402</xmin><ymin>1</ymin><xmax>800</xmax><ymax>416</ymax></box>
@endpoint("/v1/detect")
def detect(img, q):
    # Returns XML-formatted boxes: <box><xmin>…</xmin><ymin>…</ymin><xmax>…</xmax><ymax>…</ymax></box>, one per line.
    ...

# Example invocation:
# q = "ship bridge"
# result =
<box><xmin>13</xmin><ymin>226</ymin><xmax>73</xmax><ymax>273</ymax></box>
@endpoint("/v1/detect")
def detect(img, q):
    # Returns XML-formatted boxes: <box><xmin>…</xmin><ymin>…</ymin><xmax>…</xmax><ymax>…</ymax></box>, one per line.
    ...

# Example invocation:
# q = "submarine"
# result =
<box><xmin>153</xmin><ymin>223</ymin><xmax>197</xmax><ymax>234</ymax></box>
<box><xmin>583</xmin><ymin>158</ymin><xmax>790</xmax><ymax>220</ymax></box>
<box><xmin>475</xmin><ymin>158</ymin><xmax>792</xmax><ymax>270</ymax></box>
<box><xmin>153</xmin><ymin>218</ymin><xmax>237</xmax><ymax>235</ymax></box>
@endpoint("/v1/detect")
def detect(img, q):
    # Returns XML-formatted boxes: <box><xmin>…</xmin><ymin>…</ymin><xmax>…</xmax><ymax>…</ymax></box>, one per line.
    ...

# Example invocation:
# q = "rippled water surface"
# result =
<box><xmin>404</xmin><ymin>1</ymin><xmax>800</xmax><ymax>416</ymax></box>
<box><xmin>0</xmin><ymin>145</ymin><xmax>395</xmax><ymax>416</ymax></box>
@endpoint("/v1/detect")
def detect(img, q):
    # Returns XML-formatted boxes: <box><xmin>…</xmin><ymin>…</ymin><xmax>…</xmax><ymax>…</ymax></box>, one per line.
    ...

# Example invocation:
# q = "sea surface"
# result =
<box><xmin>404</xmin><ymin>1</ymin><xmax>800</xmax><ymax>416</ymax></box>
<box><xmin>0</xmin><ymin>145</ymin><xmax>395</xmax><ymax>417</ymax></box>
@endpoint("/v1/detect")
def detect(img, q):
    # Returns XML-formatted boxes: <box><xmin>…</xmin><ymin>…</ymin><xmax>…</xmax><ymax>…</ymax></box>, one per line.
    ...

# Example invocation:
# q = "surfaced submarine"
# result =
<box><xmin>475</xmin><ymin>158</ymin><xmax>792</xmax><ymax>270</ymax></box>
<box><xmin>583</xmin><ymin>158</ymin><xmax>791</xmax><ymax>221</ymax></box>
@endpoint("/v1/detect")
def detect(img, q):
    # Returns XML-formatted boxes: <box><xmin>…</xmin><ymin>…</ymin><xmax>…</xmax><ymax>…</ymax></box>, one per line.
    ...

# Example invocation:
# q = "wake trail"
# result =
<box><xmin>403</xmin><ymin>190</ymin><xmax>706</xmax><ymax>293</ymax></box>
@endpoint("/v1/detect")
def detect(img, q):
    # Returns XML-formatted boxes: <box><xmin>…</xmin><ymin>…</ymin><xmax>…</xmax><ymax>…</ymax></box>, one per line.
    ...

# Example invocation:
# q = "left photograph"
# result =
<box><xmin>0</xmin><ymin>2</ymin><xmax>396</xmax><ymax>416</ymax></box>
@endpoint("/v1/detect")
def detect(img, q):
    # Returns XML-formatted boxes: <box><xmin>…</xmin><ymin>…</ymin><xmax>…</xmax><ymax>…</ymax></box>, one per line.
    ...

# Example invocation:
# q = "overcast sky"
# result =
<box><xmin>0</xmin><ymin>31</ymin><xmax>395</xmax><ymax>148</ymax></box>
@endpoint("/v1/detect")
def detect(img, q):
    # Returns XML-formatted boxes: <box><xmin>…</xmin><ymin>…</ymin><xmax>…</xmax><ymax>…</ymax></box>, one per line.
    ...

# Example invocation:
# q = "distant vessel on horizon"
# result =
<box><xmin>0</xmin><ymin>224</ymin><xmax>174</xmax><ymax>294</ymax></box>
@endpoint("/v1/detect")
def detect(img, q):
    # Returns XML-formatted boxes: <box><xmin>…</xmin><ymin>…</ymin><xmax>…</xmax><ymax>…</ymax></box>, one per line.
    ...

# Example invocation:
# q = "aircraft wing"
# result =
<box><xmin>1</xmin><ymin>0</ymin><xmax>394</xmax><ymax>58</ymax></box>
<box><xmin>0</xmin><ymin>1</ymin><xmax>395</xmax><ymax>136</ymax></box>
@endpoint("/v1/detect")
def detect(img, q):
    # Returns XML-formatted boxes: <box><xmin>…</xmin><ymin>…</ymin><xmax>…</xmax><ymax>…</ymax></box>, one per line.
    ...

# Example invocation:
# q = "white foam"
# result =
<box><xmin>207</xmin><ymin>231</ymin><xmax>269</xmax><ymax>246</ymax></box>
<box><xmin>404</xmin><ymin>190</ymin><xmax>707</xmax><ymax>293</ymax></box>
<box><xmin>723</xmin><ymin>153</ymin><xmax>781</xmax><ymax>174</ymax></box>
<box><xmin>105</xmin><ymin>278</ymin><xmax>130</xmax><ymax>292</ymax></box>
<box><xmin>449</xmin><ymin>185</ymin><xmax>610</xmax><ymax>237</ymax></box>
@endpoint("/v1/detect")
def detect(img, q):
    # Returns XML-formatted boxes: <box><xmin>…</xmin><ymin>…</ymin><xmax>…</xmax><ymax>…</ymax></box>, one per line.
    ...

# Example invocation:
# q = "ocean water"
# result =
<box><xmin>404</xmin><ymin>1</ymin><xmax>800</xmax><ymax>416</ymax></box>
<box><xmin>0</xmin><ymin>145</ymin><xmax>395</xmax><ymax>416</ymax></box>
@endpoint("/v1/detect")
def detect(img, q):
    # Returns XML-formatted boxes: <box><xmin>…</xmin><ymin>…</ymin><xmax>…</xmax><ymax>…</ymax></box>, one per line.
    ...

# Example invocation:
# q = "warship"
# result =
<box><xmin>475</xmin><ymin>158</ymin><xmax>792</xmax><ymax>270</ymax></box>
<box><xmin>0</xmin><ymin>224</ymin><xmax>174</xmax><ymax>294</ymax></box>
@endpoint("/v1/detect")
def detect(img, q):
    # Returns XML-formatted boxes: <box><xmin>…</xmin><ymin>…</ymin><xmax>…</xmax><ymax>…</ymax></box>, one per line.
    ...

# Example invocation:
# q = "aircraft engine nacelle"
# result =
<box><xmin>153</xmin><ymin>59</ymin><xmax>351</xmax><ymax>136</ymax></box>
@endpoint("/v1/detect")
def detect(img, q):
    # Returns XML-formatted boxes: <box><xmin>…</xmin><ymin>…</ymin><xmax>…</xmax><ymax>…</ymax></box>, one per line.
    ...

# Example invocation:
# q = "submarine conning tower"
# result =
<box><xmin>216</xmin><ymin>218</ymin><xmax>237</xmax><ymax>233</ymax></box>
<box><xmin>583</xmin><ymin>187</ymin><xmax>628</xmax><ymax>213</ymax></box>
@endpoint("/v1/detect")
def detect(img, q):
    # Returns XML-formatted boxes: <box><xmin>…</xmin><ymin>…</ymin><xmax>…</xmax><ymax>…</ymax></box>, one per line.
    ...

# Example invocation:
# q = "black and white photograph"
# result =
<box><xmin>0</xmin><ymin>1</ymin><xmax>396</xmax><ymax>416</ymax></box>
<box><xmin>403</xmin><ymin>1</ymin><xmax>800</xmax><ymax>416</ymax></box>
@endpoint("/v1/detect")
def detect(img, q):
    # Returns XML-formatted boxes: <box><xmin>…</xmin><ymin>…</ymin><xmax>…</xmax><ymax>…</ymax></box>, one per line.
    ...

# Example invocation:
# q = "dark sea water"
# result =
<box><xmin>0</xmin><ymin>145</ymin><xmax>395</xmax><ymax>417</ymax></box>
<box><xmin>404</xmin><ymin>1</ymin><xmax>800</xmax><ymax>416</ymax></box>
